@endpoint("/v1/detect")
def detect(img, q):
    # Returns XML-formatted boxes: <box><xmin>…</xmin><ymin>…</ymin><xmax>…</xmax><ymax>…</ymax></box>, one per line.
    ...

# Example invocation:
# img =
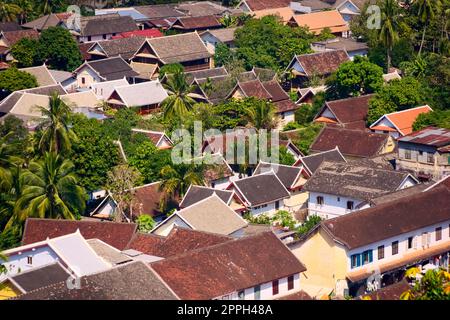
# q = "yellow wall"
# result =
<box><xmin>291</xmin><ymin>227</ymin><xmax>348</xmax><ymax>291</ymax></box>
<box><xmin>382</xmin><ymin>136</ymin><xmax>396</xmax><ymax>154</ymax></box>
<box><xmin>0</xmin><ymin>281</ymin><xmax>20</xmax><ymax>300</ymax></box>
<box><xmin>232</xmin><ymin>88</ymin><xmax>245</xmax><ymax>100</ymax></box>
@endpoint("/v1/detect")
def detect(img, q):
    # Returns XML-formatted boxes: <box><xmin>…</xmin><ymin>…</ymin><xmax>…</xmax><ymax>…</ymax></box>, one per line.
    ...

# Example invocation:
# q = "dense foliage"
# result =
<box><xmin>0</xmin><ymin>67</ymin><xmax>38</xmax><ymax>93</ymax></box>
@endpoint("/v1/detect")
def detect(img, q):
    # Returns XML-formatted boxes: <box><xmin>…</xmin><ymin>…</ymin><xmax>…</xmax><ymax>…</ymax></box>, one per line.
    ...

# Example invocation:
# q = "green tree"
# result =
<box><xmin>288</xmin><ymin>123</ymin><xmax>324</xmax><ymax>155</ymax></box>
<box><xmin>326</xmin><ymin>56</ymin><xmax>384</xmax><ymax>100</ymax></box>
<box><xmin>136</xmin><ymin>214</ymin><xmax>155</xmax><ymax>233</ymax></box>
<box><xmin>296</xmin><ymin>215</ymin><xmax>322</xmax><ymax>236</ymax></box>
<box><xmin>0</xmin><ymin>67</ymin><xmax>38</xmax><ymax>93</ymax></box>
<box><xmin>214</xmin><ymin>43</ymin><xmax>236</xmax><ymax>67</ymax></box>
<box><xmin>0</xmin><ymin>251</ymin><xmax>7</xmax><ymax>274</ymax></box>
<box><xmin>278</xmin><ymin>145</ymin><xmax>295</xmax><ymax>165</ymax></box>
<box><xmin>212</xmin><ymin>98</ymin><xmax>250</xmax><ymax>130</ymax></box>
<box><xmin>15</xmin><ymin>0</ymin><xmax>33</xmax><ymax>24</ymax></box>
<box><xmin>36</xmin><ymin>27</ymin><xmax>82</xmax><ymax>71</ymax></box>
<box><xmin>245</xmin><ymin>98</ymin><xmax>277</xmax><ymax>130</ymax></box>
<box><xmin>159</xmin><ymin>163</ymin><xmax>203</xmax><ymax>200</ymax></box>
<box><xmin>376</xmin><ymin>0</ymin><xmax>402</xmax><ymax>71</ymax></box>
<box><xmin>413</xmin><ymin>109</ymin><xmax>450</xmax><ymax>131</ymax></box>
<box><xmin>219</xmin><ymin>14</ymin><xmax>238</xmax><ymax>27</ymax></box>
<box><xmin>128</xmin><ymin>141</ymin><xmax>171</xmax><ymax>183</ymax></box>
<box><xmin>0</xmin><ymin>1</ymin><xmax>20</xmax><ymax>22</ymax></box>
<box><xmin>158</xmin><ymin>63</ymin><xmax>184</xmax><ymax>79</ymax></box>
<box><xmin>400</xmin><ymin>267</ymin><xmax>450</xmax><ymax>300</ymax></box>
<box><xmin>10</xmin><ymin>37</ymin><xmax>39</xmax><ymax>68</ymax></box>
<box><xmin>13</xmin><ymin>152</ymin><xmax>86</xmax><ymax>222</ymax></box>
<box><xmin>415</xmin><ymin>0</ymin><xmax>441</xmax><ymax>55</ymax></box>
<box><xmin>37</xmin><ymin>92</ymin><xmax>77</xmax><ymax>154</ymax></box>
<box><xmin>161</xmin><ymin>70</ymin><xmax>196</xmax><ymax>121</ymax></box>
<box><xmin>367</xmin><ymin>77</ymin><xmax>424</xmax><ymax>124</ymax></box>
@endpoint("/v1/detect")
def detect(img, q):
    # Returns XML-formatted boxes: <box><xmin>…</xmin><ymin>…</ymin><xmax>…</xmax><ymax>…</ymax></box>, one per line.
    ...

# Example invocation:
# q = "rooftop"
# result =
<box><xmin>398</xmin><ymin>126</ymin><xmax>450</xmax><ymax>149</ymax></box>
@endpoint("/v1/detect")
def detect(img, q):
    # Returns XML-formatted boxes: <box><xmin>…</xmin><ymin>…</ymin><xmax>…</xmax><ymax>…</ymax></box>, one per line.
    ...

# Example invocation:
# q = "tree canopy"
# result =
<box><xmin>0</xmin><ymin>67</ymin><xmax>38</xmax><ymax>93</ymax></box>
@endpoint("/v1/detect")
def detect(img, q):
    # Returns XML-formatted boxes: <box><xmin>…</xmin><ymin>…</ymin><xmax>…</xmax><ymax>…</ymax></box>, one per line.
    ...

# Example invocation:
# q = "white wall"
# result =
<box><xmin>278</xmin><ymin>110</ymin><xmax>295</xmax><ymax>128</ymax></box>
<box><xmin>209</xmin><ymin>177</ymin><xmax>232</xmax><ymax>190</ymax></box>
<box><xmin>371</xmin><ymin>117</ymin><xmax>400</xmax><ymax>138</ymax></box>
<box><xmin>347</xmin><ymin>220</ymin><xmax>450</xmax><ymax>272</ymax></box>
<box><xmin>79</xmin><ymin>34</ymin><xmax>114</xmax><ymax>43</ymax></box>
<box><xmin>249</xmin><ymin>201</ymin><xmax>283</xmax><ymax>217</ymax></box>
<box><xmin>77</xmin><ymin>66</ymin><xmax>102</xmax><ymax>88</ymax></box>
<box><xmin>307</xmin><ymin>192</ymin><xmax>367</xmax><ymax>219</ymax></box>
<box><xmin>152</xmin><ymin>215</ymin><xmax>191</xmax><ymax>236</ymax></box>
<box><xmin>0</xmin><ymin>246</ymin><xmax>59</xmax><ymax>280</ymax></box>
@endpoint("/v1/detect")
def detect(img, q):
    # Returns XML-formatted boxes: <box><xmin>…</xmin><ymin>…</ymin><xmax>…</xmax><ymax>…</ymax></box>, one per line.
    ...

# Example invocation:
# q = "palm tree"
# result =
<box><xmin>13</xmin><ymin>152</ymin><xmax>86</xmax><ymax>222</ymax></box>
<box><xmin>220</xmin><ymin>14</ymin><xmax>238</xmax><ymax>28</ymax></box>
<box><xmin>161</xmin><ymin>70</ymin><xmax>196</xmax><ymax>121</ymax></box>
<box><xmin>159</xmin><ymin>163</ymin><xmax>203</xmax><ymax>206</ymax></box>
<box><xmin>377</xmin><ymin>0</ymin><xmax>401</xmax><ymax>72</ymax></box>
<box><xmin>36</xmin><ymin>92</ymin><xmax>77</xmax><ymax>154</ymax></box>
<box><xmin>0</xmin><ymin>251</ymin><xmax>7</xmax><ymax>274</ymax></box>
<box><xmin>246</xmin><ymin>99</ymin><xmax>278</xmax><ymax>130</ymax></box>
<box><xmin>0</xmin><ymin>132</ymin><xmax>21</xmax><ymax>191</ymax></box>
<box><xmin>0</xmin><ymin>1</ymin><xmax>20</xmax><ymax>22</ymax></box>
<box><xmin>15</xmin><ymin>0</ymin><xmax>33</xmax><ymax>24</ymax></box>
<box><xmin>415</xmin><ymin>0</ymin><xmax>441</xmax><ymax>55</ymax></box>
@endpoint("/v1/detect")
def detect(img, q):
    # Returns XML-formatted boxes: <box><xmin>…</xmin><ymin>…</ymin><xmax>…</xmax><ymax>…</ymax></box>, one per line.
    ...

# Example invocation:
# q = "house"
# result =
<box><xmin>175</xmin><ymin>1</ymin><xmax>242</xmax><ymax>17</ymax></box>
<box><xmin>280</xmin><ymin>139</ymin><xmax>304</xmax><ymax>160</ymax></box>
<box><xmin>227</xmin><ymin>78</ymin><xmax>299</xmax><ymax>127</ymax></box>
<box><xmin>127</xmin><ymin>226</ymin><xmax>233</xmax><ymax>258</ymax></box>
<box><xmin>151</xmin><ymin>194</ymin><xmax>248</xmax><ymax>237</ymax></box>
<box><xmin>303</xmin><ymin>161</ymin><xmax>419</xmax><ymax>219</ymax></box>
<box><xmin>0</xmin><ymin>22</ymin><xmax>21</xmax><ymax>32</ymax></box>
<box><xmin>73</xmin><ymin>57</ymin><xmax>139</xmax><ymax>89</ymax></box>
<box><xmin>396</xmin><ymin>127</ymin><xmax>450</xmax><ymax>181</ymax></box>
<box><xmin>0</xmin><ymin>231</ymin><xmax>111</xmax><ymax>281</ymax></box>
<box><xmin>75</xmin><ymin>14</ymin><xmax>139</xmax><ymax>43</ymax></box>
<box><xmin>227</xmin><ymin>172</ymin><xmax>291</xmax><ymax>216</ymax></box>
<box><xmin>253</xmin><ymin>161</ymin><xmax>310</xmax><ymax>212</ymax></box>
<box><xmin>21</xmin><ymin>218</ymin><xmax>137</xmax><ymax>251</ymax></box>
<box><xmin>21</xmin><ymin>12</ymin><xmax>74</xmax><ymax>31</ymax></box>
<box><xmin>91</xmin><ymin>79</ymin><xmax>129</xmax><ymax>100</ymax></box>
<box><xmin>111</xmin><ymin>29</ymin><xmax>163</xmax><ymax>40</ymax></box>
<box><xmin>237</xmin><ymin>0</ymin><xmax>292</xmax><ymax>12</ymax></box>
<box><xmin>289</xmin><ymin>185</ymin><xmax>450</xmax><ymax>298</ymax></box>
<box><xmin>0</xmin><ymin>262</ymin><xmax>71</xmax><ymax>300</ymax></box>
<box><xmin>87</xmin><ymin>37</ymin><xmax>146</xmax><ymax>61</ymax></box>
<box><xmin>19</xmin><ymin>65</ymin><xmax>57</xmax><ymax>87</ymax></box>
<box><xmin>179</xmin><ymin>185</ymin><xmax>244</xmax><ymax>210</ymax></box>
<box><xmin>89</xmin><ymin>182</ymin><xmax>177</xmax><ymax>223</ymax></box>
<box><xmin>182</xmin><ymin>66</ymin><xmax>229</xmax><ymax>85</ymax></box>
<box><xmin>170</xmin><ymin>15</ymin><xmax>222</xmax><ymax>32</ymax></box>
<box><xmin>95</xmin><ymin>7</ymin><xmax>152</xmax><ymax>29</ymax></box>
<box><xmin>252</xmin><ymin>7</ymin><xmax>295</xmax><ymax>23</ymax></box>
<box><xmin>200</xmin><ymin>27</ymin><xmax>239</xmax><ymax>54</ymax></box>
<box><xmin>131</xmin><ymin>128</ymin><xmax>173</xmax><ymax>150</ymax></box>
<box><xmin>129</xmin><ymin>61</ymin><xmax>159</xmax><ymax>81</ymax></box>
<box><xmin>106</xmin><ymin>80</ymin><xmax>168</xmax><ymax>114</ymax></box>
<box><xmin>0</xmin><ymin>29</ymin><xmax>39</xmax><ymax>62</ymax></box>
<box><xmin>288</xmin><ymin>10</ymin><xmax>350</xmax><ymax>37</ymax></box>
<box><xmin>296</xmin><ymin>85</ymin><xmax>327</xmax><ymax>104</ymax></box>
<box><xmin>132</xmin><ymin>32</ymin><xmax>212</xmax><ymax>73</ymax></box>
<box><xmin>201</xmin><ymin>153</ymin><xmax>237</xmax><ymax>189</ymax></box>
<box><xmin>311</xmin><ymin>37</ymin><xmax>368</xmax><ymax>60</ymax></box>
<box><xmin>150</xmin><ymin>231</ymin><xmax>307</xmax><ymax>300</ymax></box>
<box><xmin>313</xmin><ymin>94</ymin><xmax>373</xmax><ymax>130</ymax></box>
<box><xmin>294</xmin><ymin>147</ymin><xmax>347</xmax><ymax>175</ymax></box>
<box><xmin>48</xmin><ymin>69</ymin><xmax>77</xmax><ymax>93</ymax></box>
<box><xmin>424</xmin><ymin>175</ymin><xmax>450</xmax><ymax>192</ymax></box>
<box><xmin>15</xmin><ymin>261</ymin><xmax>179</xmax><ymax>300</ymax></box>
<box><xmin>369</xmin><ymin>105</ymin><xmax>433</xmax><ymax>139</ymax></box>
<box><xmin>286</xmin><ymin>50</ymin><xmax>350</xmax><ymax>88</ymax></box>
<box><xmin>310</xmin><ymin>126</ymin><xmax>396</xmax><ymax>159</ymax></box>
<box><xmin>293</xmin><ymin>0</ymin><xmax>364</xmax><ymax>21</ymax></box>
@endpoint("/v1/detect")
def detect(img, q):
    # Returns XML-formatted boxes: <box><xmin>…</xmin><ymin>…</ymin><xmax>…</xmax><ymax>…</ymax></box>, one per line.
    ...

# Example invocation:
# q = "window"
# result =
<box><xmin>238</xmin><ymin>290</ymin><xmax>245</xmax><ymax>300</ymax></box>
<box><xmin>427</xmin><ymin>153</ymin><xmax>434</xmax><ymax>163</ymax></box>
<box><xmin>316</xmin><ymin>196</ymin><xmax>324</xmax><ymax>205</ymax></box>
<box><xmin>405</xmin><ymin>149</ymin><xmax>411</xmax><ymax>159</ymax></box>
<box><xmin>87</xmin><ymin>36</ymin><xmax>91</xmax><ymax>42</ymax></box>
<box><xmin>275</xmin><ymin>201</ymin><xmax>280</xmax><ymax>210</ymax></box>
<box><xmin>436</xmin><ymin>227</ymin><xmax>442</xmax><ymax>241</ymax></box>
<box><xmin>254</xmin><ymin>285</ymin><xmax>261</xmax><ymax>300</ymax></box>
<box><xmin>27</xmin><ymin>256</ymin><xmax>32</xmax><ymax>265</ymax></box>
<box><xmin>103</xmin><ymin>34</ymin><xmax>107</xmax><ymax>39</ymax></box>
<box><xmin>287</xmin><ymin>275</ymin><xmax>294</xmax><ymax>290</ymax></box>
<box><xmin>362</xmin><ymin>250</ymin><xmax>373</xmax><ymax>265</ymax></box>
<box><xmin>272</xmin><ymin>280</ymin><xmax>279</xmax><ymax>295</ymax></box>
<box><xmin>347</xmin><ymin>201</ymin><xmax>354</xmax><ymax>210</ymax></box>
<box><xmin>448</xmin><ymin>156</ymin><xmax>450</xmax><ymax>165</ymax></box>
<box><xmin>337</xmin><ymin>197</ymin><xmax>340</xmax><ymax>202</ymax></box>
<box><xmin>281</xmin><ymin>113</ymin><xmax>285</xmax><ymax>119</ymax></box>
<box><xmin>378</xmin><ymin>245</ymin><xmax>384</xmax><ymax>260</ymax></box>
<box><xmin>408</xmin><ymin>237</ymin><xmax>413</xmax><ymax>249</ymax></box>
<box><xmin>351</xmin><ymin>254</ymin><xmax>361</xmax><ymax>269</ymax></box>
<box><xmin>419</xmin><ymin>150</ymin><xmax>423</xmax><ymax>156</ymax></box>
<box><xmin>392</xmin><ymin>241</ymin><xmax>399</xmax><ymax>255</ymax></box>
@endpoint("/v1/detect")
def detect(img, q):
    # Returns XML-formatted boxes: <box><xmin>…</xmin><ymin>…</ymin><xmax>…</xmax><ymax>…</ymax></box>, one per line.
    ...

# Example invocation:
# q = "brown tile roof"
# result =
<box><xmin>21</xmin><ymin>13</ymin><xmax>71</xmax><ymax>31</ymax></box>
<box><xmin>254</xmin><ymin>162</ymin><xmax>303</xmax><ymax>190</ymax></box>
<box><xmin>78</xmin><ymin>42</ymin><xmax>93</xmax><ymax>60</ymax></box>
<box><xmin>243</xmin><ymin>0</ymin><xmax>292</xmax><ymax>11</ymax></box>
<box><xmin>79</xmin><ymin>14</ymin><xmax>138</xmax><ymax>37</ymax></box>
<box><xmin>277</xmin><ymin>290</ymin><xmax>313</xmax><ymax>300</ymax></box>
<box><xmin>179</xmin><ymin>185</ymin><xmax>234</xmax><ymax>208</ymax></box>
<box><xmin>130</xmin><ymin>182</ymin><xmax>175</xmax><ymax>218</ymax></box>
<box><xmin>317</xmin><ymin>95</ymin><xmax>373</xmax><ymax>128</ymax></box>
<box><xmin>200</xmin><ymin>27</ymin><xmax>239</xmax><ymax>43</ymax></box>
<box><xmin>16</xmin><ymin>261</ymin><xmax>178</xmax><ymax>300</ymax></box>
<box><xmin>313</xmin><ymin>37</ymin><xmax>368</xmax><ymax>53</ymax></box>
<box><xmin>146</xmin><ymin>32</ymin><xmax>211</xmax><ymax>64</ymax></box>
<box><xmin>1</xmin><ymin>29</ymin><xmax>39</xmax><ymax>47</ymax></box>
<box><xmin>94</xmin><ymin>37</ymin><xmax>146</xmax><ymax>60</ymax></box>
<box><xmin>398</xmin><ymin>126</ymin><xmax>450</xmax><ymax>149</ymax></box>
<box><xmin>126</xmin><ymin>226</ymin><xmax>232</xmax><ymax>258</ymax></box>
<box><xmin>173</xmin><ymin>15</ymin><xmax>222</xmax><ymax>30</ymax></box>
<box><xmin>322</xmin><ymin>186</ymin><xmax>450</xmax><ymax>250</ymax></box>
<box><xmin>237</xmin><ymin>79</ymin><xmax>272</xmax><ymax>99</ymax></box>
<box><xmin>82</xmin><ymin>57</ymin><xmax>139</xmax><ymax>81</ymax></box>
<box><xmin>310</xmin><ymin>126</ymin><xmax>390</xmax><ymax>158</ymax></box>
<box><xmin>19</xmin><ymin>65</ymin><xmax>57</xmax><ymax>87</ymax></box>
<box><xmin>295</xmin><ymin>147</ymin><xmax>347</xmax><ymax>174</ymax></box>
<box><xmin>303</xmin><ymin>161</ymin><xmax>414</xmax><ymax>201</ymax></box>
<box><xmin>22</xmin><ymin>218</ymin><xmax>137</xmax><ymax>250</ymax></box>
<box><xmin>358</xmin><ymin>280</ymin><xmax>411</xmax><ymax>300</ymax></box>
<box><xmin>150</xmin><ymin>231</ymin><xmax>306</xmax><ymax>299</ymax></box>
<box><xmin>262</xmin><ymin>80</ymin><xmax>290</xmax><ymax>101</ymax></box>
<box><xmin>136</xmin><ymin>4</ymin><xmax>185</xmax><ymax>19</ymax></box>
<box><xmin>293</xmin><ymin>50</ymin><xmax>350</xmax><ymax>76</ymax></box>
<box><xmin>0</xmin><ymin>22</ymin><xmax>21</xmax><ymax>32</ymax></box>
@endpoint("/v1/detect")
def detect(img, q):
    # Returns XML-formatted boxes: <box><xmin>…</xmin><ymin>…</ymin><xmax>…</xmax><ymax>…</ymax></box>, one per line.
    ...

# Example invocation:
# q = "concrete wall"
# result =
<box><xmin>76</xmin><ymin>66</ymin><xmax>102</xmax><ymax>89</ymax></box>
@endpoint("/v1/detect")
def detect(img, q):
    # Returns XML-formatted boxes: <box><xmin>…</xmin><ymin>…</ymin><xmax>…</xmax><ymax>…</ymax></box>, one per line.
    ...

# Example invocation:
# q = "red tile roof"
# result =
<box><xmin>131</xmin><ymin>182</ymin><xmax>176</xmax><ymax>218</ymax></box>
<box><xmin>22</xmin><ymin>218</ymin><xmax>137</xmax><ymax>250</ymax></box>
<box><xmin>127</xmin><ymin>227</ymin><xmax>232</xmax><ymax>258</ymax></box>
<box><xmin>173</xmin><ymin>15</ymin><xmax>222</xmax><ymax>29</ymax></box>
<box><xmin>310</xmin><ymin>126</ymin><xmax>390</xmax><ymax>158</ymax></box>
<box><xmin>150</xmin><ymin>231</ymin><xmax>306</xmax><ymax>299</ymax></box>
<box><xmin>111</xmin><ymin>29</ymin><xmax>163</xmax><ymax>39</ymax></box>
<box><xmin>238</xmin><ymin>80</ymin><xmax>272</xmax><ymax>99</ymax></box>
<box><xmin>2</xmin><ymin>29</ymin><xmax>39</xmax><ymax>47</ymax></box>
<box><xmin>294</xmin><ymin>50</ymin><xmax>350</xmax><ymax>76</ymax></box>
